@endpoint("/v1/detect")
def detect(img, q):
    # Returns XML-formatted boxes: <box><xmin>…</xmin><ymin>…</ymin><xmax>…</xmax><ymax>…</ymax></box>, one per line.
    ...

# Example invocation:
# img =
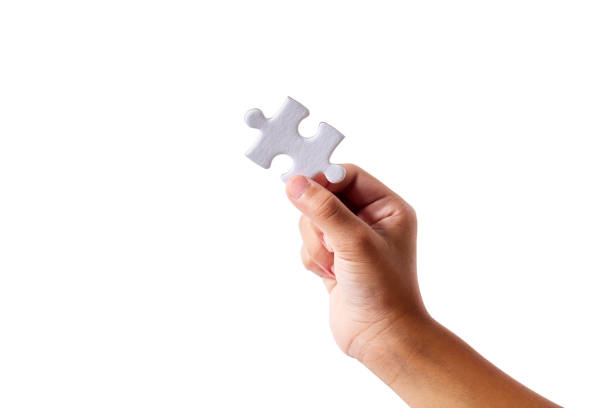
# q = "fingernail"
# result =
<box><xmin>287</xmin><ymin>176</ymin><xmax>310</xmax><ymax>199</ymax></box>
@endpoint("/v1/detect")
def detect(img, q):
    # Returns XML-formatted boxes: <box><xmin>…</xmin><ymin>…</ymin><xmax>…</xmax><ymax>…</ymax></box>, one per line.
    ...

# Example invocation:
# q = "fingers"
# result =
<box><xmin>321</xmin><ymin>277</ymin><xmax>336</xmax><ymax>293</ymax></box>
<box><xmin>323</xmin><ymin>164</ymin><xmax>416</xmax><ymax>237</ymax></box>
<box><xmin>299</xmin><ymin>219</ymin><xmax>337</xmax><ymax>291</ymax></box>
<box><xmin>301</xmin><ymin>246</ymin><xmax>334</xmax><ymax>280</ymax></box>
<box><xmin>286</xmin><ymin>175</ymin><xmax>375</xmax><ymax>252</ymax></box>
<box><xmin>299</xmin><ymin>215</ymin><xmax>334</xmax><ymax>272</ymax></box>
<box><xmin>313</xmin><ymin>164</ymin><xmax>399</xmax><ymax>212</ymax></box>
<box><xmin>300</xmin><ymin>244</ymin><xmax>337</xmax><ymax>293</ymax></box>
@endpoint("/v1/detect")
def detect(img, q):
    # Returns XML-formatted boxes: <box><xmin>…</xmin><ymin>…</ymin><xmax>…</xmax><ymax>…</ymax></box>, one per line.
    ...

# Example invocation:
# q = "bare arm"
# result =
<box><xmin>360</xmin><ymin>315</ymin><xmax>560</xmax><ymax>407</ymax></box>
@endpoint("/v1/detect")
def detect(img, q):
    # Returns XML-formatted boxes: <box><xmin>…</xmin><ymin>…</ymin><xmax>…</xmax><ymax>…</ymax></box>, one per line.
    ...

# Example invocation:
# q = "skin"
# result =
<box><xmin>286</xmin><ymin>164</ymin><xmax>561</xmax><ymax>408</ymax></box>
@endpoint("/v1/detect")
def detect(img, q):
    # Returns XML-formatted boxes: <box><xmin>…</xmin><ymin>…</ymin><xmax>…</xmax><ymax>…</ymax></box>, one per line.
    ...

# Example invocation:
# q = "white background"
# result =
<box><xmin>1</xmin><ymin>1</ymin><xmax>610</xmax><ymax>407</ymax></box>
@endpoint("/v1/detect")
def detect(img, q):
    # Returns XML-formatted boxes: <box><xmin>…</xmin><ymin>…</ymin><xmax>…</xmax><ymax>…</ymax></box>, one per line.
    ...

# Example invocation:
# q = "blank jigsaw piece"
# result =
<box><xmin>244</xmin><ymin>97</ymin><xmax>346</xmax><ymax>183</ymax></box>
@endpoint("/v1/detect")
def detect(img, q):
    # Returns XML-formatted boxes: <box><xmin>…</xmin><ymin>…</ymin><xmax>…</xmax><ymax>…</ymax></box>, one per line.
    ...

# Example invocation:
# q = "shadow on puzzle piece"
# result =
<box><xmin>244</xmin><ymin>97</ymin><xmax>346</xmax><ymax>183</ymax></box>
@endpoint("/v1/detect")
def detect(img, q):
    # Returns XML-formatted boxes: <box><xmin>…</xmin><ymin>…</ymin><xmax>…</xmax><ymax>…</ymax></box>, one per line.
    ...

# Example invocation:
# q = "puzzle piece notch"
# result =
<box><xmin>244</xmin><ymin>97</ymin><xmax>346</xmax><ymax>183</ymax></box>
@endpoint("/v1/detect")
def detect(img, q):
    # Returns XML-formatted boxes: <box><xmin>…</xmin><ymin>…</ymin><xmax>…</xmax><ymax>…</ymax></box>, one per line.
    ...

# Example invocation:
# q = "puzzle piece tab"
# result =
<box><xmin>244</xmin><ymin>97</ymin><xmax>346</xmax><ymax>183</ymax></box>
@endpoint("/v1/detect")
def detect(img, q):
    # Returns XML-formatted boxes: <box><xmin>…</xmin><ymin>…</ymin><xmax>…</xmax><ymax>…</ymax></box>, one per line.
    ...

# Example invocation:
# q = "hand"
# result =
<box><xmin>286</xmin><ymin>164</ymin><xmax>560</xmax><ymax>408</ymax></box>
<box><xmin>286</xmin><ymin>164</ymin><xmax>427</xmax><ymax>360</ymax></box>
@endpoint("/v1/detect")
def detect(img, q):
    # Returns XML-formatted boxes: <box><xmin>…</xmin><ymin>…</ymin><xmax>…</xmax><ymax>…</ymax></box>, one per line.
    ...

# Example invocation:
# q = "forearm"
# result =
<box><xmin>359</xmin><ymin>315</ymin><xmax>561</xmax><ymax>408</ymax></box>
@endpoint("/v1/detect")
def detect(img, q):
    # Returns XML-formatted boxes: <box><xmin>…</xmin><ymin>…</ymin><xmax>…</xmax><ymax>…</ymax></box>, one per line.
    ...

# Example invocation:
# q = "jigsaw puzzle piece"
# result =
<box><xmin>244</xmin><ymin>97</ymin><xmax>346</xmax><ymax>183</ymax></box>
<box><xmin>280</xmin><ymin>122</ymin><xmax>345</xmax><ymax>183</ymax></box>
<box><xmin>244</xmin><ymin>97</ymin><xmax>308</xmax><ymax>169</ymax></box>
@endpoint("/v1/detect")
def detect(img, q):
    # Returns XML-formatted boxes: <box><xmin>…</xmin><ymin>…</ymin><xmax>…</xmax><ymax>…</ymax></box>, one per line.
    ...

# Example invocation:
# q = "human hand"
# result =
<box><xmin>286</xmin><ymin>164</ymin><xmax>427</xmax><ymax>360</ymax></box>
<box><xmin>286</xmin><ymin>164</ymin><xmax>560</xmax><ymax>408</ymax></box>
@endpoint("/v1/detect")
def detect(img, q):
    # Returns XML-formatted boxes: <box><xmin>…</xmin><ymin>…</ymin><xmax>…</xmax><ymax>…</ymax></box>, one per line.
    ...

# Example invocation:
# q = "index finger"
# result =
<box><xmin>315</xmin><ymin>164</ymin><xmax>398</xmax><ymax>212</ymax></box>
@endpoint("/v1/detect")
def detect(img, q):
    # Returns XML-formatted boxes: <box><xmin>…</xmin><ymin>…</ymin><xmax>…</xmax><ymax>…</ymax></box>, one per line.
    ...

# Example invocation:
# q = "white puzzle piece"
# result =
<box><xmin>244</xmin><ymin>97</ymin><xmax>346</xmax><ymax>183</ymax></box>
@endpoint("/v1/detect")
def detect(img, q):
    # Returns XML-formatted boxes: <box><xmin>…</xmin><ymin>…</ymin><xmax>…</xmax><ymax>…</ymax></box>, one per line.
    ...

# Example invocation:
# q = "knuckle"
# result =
<box><xmin>396</xmin><ymin>201</ymin><xmax>417</xmax><ymax>228</ymax></box>
<box><xmin>312</xmin><ymin>193</ymin><xmax>342</xmax><ymax>221</ymax></box>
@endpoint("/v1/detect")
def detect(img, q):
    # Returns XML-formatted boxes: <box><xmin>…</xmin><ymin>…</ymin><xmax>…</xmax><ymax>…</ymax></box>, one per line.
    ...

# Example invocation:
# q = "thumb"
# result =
<box><xmin>286</xmin><ymin>175</ymin><xmax>372</xmax><ymax>250</ymax></box>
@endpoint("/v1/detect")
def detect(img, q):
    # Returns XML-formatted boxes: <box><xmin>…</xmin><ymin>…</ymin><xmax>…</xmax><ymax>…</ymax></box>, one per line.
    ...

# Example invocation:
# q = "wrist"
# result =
<box><xmin>356</xmin><ymin>311</ymin><xmax>438</xmax><ymax>386</ymax></box>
